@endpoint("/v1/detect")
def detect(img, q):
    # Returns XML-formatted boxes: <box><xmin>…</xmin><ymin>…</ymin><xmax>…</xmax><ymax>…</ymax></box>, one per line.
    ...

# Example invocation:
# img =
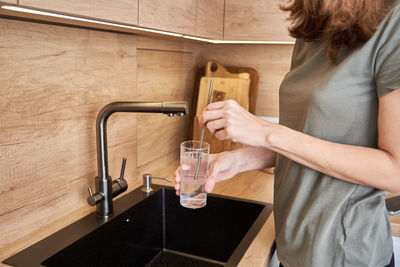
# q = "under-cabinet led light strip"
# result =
<box><xmin>1</xmin><ymin>5</ymin><xmax>295</xmax><ymax>45</ymax></box>
<box><xmin>182</xmin><ymin>35</ymin><xmax>295</xmax><ymax>44</ymax></box>
<box><xmin>0</xmin><ymin>5</ymin><xmax>184</xmax><ymax>37</ymax></box>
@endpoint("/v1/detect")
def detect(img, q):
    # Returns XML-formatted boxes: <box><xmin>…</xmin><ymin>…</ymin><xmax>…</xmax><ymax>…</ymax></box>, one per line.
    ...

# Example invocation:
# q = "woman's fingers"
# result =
<box><xmin>215</xmin><ymin>129</ymin><xmax>231</xmax><ymax>141</ymax></box>
<box><xmin>174</xmin><ymin>167</ymin><xmax>181</xmax><ymax>196</ymax></box>
<box><xmin>197</xmin><ymin>99</ymin><xmax>269</xmax><ymax>147</ymax></box>
<box><xmin>205</xmin><ymin>100</ymin><xmax>228</xmax><ymax>110</ymax></box>
<box><xmin>198</xmin><ymin>100</ymin><xmax>237</xmax><ymax>127</ymax></box>
<box><xmin>205</xmin><ymin>118</ymin><xmax>227</xmax><ymax>134</ymax></box>
<box><xmin>198</xmin><ymin>109</ymin><xmax>224</xmax><ymax>128</ymax></box>
<box><xmin>174</xmin><ymin>166</ymin><xmax>181</xmax><ymax>182</ymax></box>
<box><xmin>205</xmin><ymin>178</ymin><xmax>216</xmax><ymax>193</ymax></box>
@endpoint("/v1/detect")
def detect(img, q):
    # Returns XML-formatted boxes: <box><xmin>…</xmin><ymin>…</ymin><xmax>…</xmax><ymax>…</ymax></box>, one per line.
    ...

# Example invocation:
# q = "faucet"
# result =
<box><xmin>87</xmin><ymin>101</ymin><xmax>188</xmax><ymax>218</ymax></box>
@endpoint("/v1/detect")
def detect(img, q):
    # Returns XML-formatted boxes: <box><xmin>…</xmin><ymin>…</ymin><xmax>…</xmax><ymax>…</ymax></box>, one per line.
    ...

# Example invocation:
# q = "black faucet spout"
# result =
<box><xmin>88</xmin><ymin>101</ymin><xmax>188</xmax><ymax>218</ymax></box>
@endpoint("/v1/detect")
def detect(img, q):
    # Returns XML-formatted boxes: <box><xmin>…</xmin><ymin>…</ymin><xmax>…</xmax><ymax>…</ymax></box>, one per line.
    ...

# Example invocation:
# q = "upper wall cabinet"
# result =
<box><xmin>2</xmin><ymin>0</ymin><xmax>17</xmax><ymax>4</ymax></box>
<box><xmin>19</xmin><ymin>0</ymin><xmax>139</xmax><ymax>25</ymax></box>
<box><xmin>139</xmin><ymin>0</ymin><xmax>224</xmax><ymax>39</ymax></box>
<box><xmin>224</xmin><ymin>0</ymin><xmax>293</xmax><ymax>41</ymax></box>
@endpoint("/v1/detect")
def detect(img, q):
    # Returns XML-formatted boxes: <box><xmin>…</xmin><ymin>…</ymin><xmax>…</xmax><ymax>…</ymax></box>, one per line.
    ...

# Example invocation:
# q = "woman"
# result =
<box><xmin>175</xmin><ymin>0</ymin><xmax>400</xmax><ymax>266</ymax></box>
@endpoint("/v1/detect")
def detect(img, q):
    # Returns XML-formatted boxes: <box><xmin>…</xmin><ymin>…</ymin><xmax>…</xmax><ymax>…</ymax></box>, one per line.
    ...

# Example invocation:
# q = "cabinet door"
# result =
<box><xmin>139</xmin><ymin>0</ymin><xmax>196</xmax><ymax>36</ymax></box>
<box><xmin>139</xmin><ymin>0</ymin><xmax>224</xmax><ymax>39</ymax></box>
<box><xmin>1</xmin><ymin>0</ymin><xmax>17</xmax><ymax>4</ymax></box>
<box><xmin>19</xmin><ymin>0</ymin><xmax>138</xmax><ymax>25</ymax></box>
<box><xmin>195</xmin><ymin>0</ymin><xmax>224</xmax><ymax>39</ymax></box>
<box><xmin>224</xmin><ymin>0</ymin><xmax>293</xmax><ymax>41</ymax></box>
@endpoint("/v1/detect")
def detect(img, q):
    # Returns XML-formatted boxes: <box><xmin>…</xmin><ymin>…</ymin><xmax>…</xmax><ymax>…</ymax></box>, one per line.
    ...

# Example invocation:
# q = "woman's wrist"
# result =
<box><xmin>229</xmin><ymin>146</ymin><xmax>276</xmax><ymax>172</ymax></box>
<box><xmin>262</xmin><ymin>122</ymin><xmax>283</xmax><ymax>150</ymax></box>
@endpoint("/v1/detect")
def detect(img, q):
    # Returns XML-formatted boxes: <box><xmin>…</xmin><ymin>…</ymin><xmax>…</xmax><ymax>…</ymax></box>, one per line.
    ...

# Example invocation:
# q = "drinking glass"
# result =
<box><xmin>179</xmin><ymin>140</ymin><xmax>210</xmax><ymax>209</ymax></box>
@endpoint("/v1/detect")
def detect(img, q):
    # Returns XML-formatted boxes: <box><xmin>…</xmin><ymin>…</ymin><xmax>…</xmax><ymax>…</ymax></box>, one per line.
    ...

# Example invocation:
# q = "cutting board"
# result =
<box><xmin>192</xmin><ymin>61</ymin><xmax>259</xmax><ymax>115</ymax></box>
<box><xmin>192</xmin><ymin>77</ymin><xmax>251</xmax><ymax>153</ymax></box>
<box><xmin>205</xmin><ymin>61</ymin><xmax>250</xmax><ymax>80</ymax></box>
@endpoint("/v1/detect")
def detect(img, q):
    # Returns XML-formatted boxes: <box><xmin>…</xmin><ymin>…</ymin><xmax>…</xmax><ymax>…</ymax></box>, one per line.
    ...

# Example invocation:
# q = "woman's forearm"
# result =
<box><xmin>200</xmin><ymin>91</ymin><xmax>400</xmax><ymax>192</ymax></box>
<box><xmin>230</xmin><ymin>146</ymin><xmax>276</xmax><ymax>173</ymax></box>
<box><xmin>265</xmin><ymin>124</ymin><xmax>400</xmax><ymax>192</ymax></box>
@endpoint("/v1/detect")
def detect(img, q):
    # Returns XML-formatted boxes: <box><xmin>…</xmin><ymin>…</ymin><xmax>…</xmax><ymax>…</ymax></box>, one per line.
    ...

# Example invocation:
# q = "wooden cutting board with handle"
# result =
<box><xmin>192</xmin><ymin>76</ymin><xmax>250</xmax><ymax>153</ymax></box>
<box><xmin>204</xmin><ymin>61</ymin><xmax>259</xmax><ymax>114</ymax></box>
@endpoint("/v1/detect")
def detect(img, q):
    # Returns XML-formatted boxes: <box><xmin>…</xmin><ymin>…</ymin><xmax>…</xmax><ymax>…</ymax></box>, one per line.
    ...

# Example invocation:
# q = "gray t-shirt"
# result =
<box><xmin>275</xmin><ymin>2</ymin><xmax>400</xmax><ymax>267</ymax></box>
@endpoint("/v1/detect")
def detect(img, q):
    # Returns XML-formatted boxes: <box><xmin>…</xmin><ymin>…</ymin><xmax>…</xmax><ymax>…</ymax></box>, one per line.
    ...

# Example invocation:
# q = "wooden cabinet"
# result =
<box><xmin>195</xmin><ymin>0</ymin><xmax>224</xmax><ymax>39</ymax></box>
<box><xmin>1</xmin><ymin>0</ymin><xmax>17</xmax><ymax>4</ymax></box>
<box><xmin>224</xmin><ymin>0</ymin><xmax>293</xmax><ymax>41</ymax></box>
<box><xmin>14</xmin><ymin>0</ymin><xmax>292</xmax><ymax>41</ymax></box>
<box><xmin>19</xmin><ymin>0</ymin><xmax>138</xmax><ymax>25</ymax></box>
<box><xmin>139</xmin><ymin>0</ymin><xmax>224</xmax><ymax>39</ymax></box>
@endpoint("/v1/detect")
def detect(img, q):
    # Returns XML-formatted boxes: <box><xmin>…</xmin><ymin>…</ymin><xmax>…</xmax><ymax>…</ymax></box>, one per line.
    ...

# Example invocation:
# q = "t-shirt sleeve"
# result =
<box><xmin>375</xmin><ymin>2</ymin><xmax>400</xmax><ymax>97</ymax></box>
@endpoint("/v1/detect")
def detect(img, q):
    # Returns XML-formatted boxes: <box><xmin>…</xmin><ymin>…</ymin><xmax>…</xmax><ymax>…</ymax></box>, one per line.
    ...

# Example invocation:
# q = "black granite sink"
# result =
<box><xmin>4</xmin><ymin>186</ymin><xmax>272</xmax><ymax>267</ymax></box>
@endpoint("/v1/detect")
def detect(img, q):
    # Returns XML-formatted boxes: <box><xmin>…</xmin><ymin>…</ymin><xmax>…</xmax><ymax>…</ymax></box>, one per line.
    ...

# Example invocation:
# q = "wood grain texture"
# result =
<box><xmin>139</xmin><ymin>0</ymin><xmax>224</xmax><ymax>38</ymax></box>
<box><xmin>205</xmin><ymin>61</ymin><xmax>250</xmax><ymax>79</ymax></box>
<box><xmin>193</xmin><ymin>77</ymin><xmax>250</xmax><ymax>153</ymax></box>
<box><xmin>0</xmin><ymin>18</ymin><xmax>137</xmax><ymax>259</ymax></box>
<box><xmin>139</xmin><ymin>0</ymin><xmax>196</xmax><ymax>35</ymax></box>
<box><xmin>20</xmin><ymin>0</ymin><xmax>139</xmax><ymax>25</ymax></box>
<box><xmin>0</xmin><ymin>8</ymin><xmax>295</xmax><ymax>265</ymax></box>
<box><xmin>195</xmin><ymin>0</ymin><xmax>224</xmax><ymax>39</ymax></box>
<box><xmin>137</xmin><ymin>150</ymin><xmax>180</xmax><ymax>185</ymax></box>
<box><xmin>136</xmin><ymin>48</ymin><xmax>194</xmax><ymax>167</ymax></box>
<box><xmin>213</xmin><ymin>170</ymin><xmax>275</xmax><ymax>203</ymax></box>
<box><xmin>0</xmin><ymin>17</ymin><xmax>206</xmax><ymax>263</ymax></box>
<box><xmin>203</xmin><ymin>61</ymin><xmax>259</xmax><ymax>114</ymax></box>
<box><xmin>137</xmin><ymin>35</ymin><xmax>189</xmax><ymax>52</ymax></box>
<box><xmin>0</xmin><ymin>0</ymin><xmax>17</xmax><ymax>4</ymax></box>
<box><xmin>196</xmin><ymin>44</ymin><xmax>294</xmax><ymax>117</ymax></box>
<box><xmin>211</xmin><ymin>170</ymin><xmax>275</xmax><ymax>266</ymax></box>
<box><xmin>390</xmin><ymin>213</ymin><xmax>400</xmax><ymax>236</ymax></box>
<box><xmin>224</xmin><ymin>0</ymin><xmax>293</xmax><ymax>41</ymax></box>
<box><xmin>143</xmin><ymin>164</ymin><xmax>276</xmax><ymax>267</ymax></box>
<box><xmin>388</xmin><ymin>194</ymin><xmax>400</xmax><ymax>237</ymax></box>
<box><xmin>238</xmin><ymin>213</ymin><xmax>276</xmax><ymax>267</ymax></box>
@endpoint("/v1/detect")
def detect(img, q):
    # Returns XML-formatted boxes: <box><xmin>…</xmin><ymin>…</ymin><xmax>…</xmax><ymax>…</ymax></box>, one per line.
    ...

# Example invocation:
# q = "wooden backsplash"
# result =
<box><xmin>0</xmin><ymin>17</ymin><xmax>292</xmax><ymax>262</ymax></box>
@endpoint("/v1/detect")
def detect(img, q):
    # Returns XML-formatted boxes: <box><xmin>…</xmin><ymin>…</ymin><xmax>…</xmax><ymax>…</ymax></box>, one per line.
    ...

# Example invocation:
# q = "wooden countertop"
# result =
<box><xmin>212</xmin><ymin>169</ymin><xmax>276</xmax><ymax>266</ymax></box>
<box><xmin>154</xmin><ymin>168</ymin><xmax>276</xmax><ymax>267</ymax></box>
<box><xmin>389</xmin><ymin>213</ymin><xmax>400</xmax><ymax>237</ymax></box>
<box><xmin>386</xmin><ymin>193</ymin><xmax>400</xmax><ymax>237</ymax></box>
<box><xmin>0</xmin><ymin>167</ymin><xmax>275</xmax><ymax>267</ymax></box>
<box><xmin>3</xmin><ymin>164</ymin><xmax>399</xmax><ymax>267</ymax></box>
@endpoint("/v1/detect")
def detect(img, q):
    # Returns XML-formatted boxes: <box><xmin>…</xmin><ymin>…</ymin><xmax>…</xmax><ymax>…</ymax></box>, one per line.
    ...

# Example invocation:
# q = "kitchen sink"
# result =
<box><xmin>4</xmin><ymin>186</ymin><xmax>272</xmax><ymax>267</ymax></box>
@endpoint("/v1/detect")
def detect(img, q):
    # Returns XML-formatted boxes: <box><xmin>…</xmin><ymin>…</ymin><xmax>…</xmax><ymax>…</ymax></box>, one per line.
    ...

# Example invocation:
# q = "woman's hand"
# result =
<box><xmin>198</xmin><ymin>99</ymin><xmax>272</xmax><ymax>148</ymax></box>
<box><xmin>174</xmin><ymin>151</ymin><xmax>239</xmax><ymax>195</ymax></box>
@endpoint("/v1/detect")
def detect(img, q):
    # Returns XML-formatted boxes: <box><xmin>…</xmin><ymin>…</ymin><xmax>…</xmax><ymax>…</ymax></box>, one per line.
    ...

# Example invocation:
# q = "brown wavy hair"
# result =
<box><xmin>281</xmin><ymin>0</ymin><xmax>395</xmax><ymax>61</ymax></box>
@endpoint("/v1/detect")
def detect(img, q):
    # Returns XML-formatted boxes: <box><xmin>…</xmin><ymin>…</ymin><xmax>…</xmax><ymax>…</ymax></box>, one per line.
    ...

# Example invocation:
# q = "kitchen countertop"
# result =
<box><xmin>154</xmin><ymin>167</ymin><xmax>276</xmax><ymax>267</ymax></box>
<box><xmin>389</xmin><ymin>213</ymin><xmax>400</xmax><ymax>237</ymax></box>
<box><xmin>211</xmin><ymin>169</ymin><xmax>276</xmax><ymax>266</ymax></box>
<box><xmin>3</xmin><ymin>165</ymin><xmax>398</xmax><ymax>267</ymax></box>
<box><xmin>0</xmin><ymin>167</ymin><xmax>275</xmax><ymax>267</ymax></box>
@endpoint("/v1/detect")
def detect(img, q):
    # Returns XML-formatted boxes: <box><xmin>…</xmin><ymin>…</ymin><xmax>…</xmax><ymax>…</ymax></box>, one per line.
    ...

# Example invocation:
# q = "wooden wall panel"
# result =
<box><xmin>20</xmin><ymin>0</ymin><xmax>138</xmax><ymax>25</ymax></box>
<box><xmin>195</xmin><ymin>44</ymin><xmax>294</xmax><ymax>117</ymax></box>
<box><xmin>224</xmin><ymin>0</ymin><xmax>293</xmax><ymax>41</ymax></box>
<box><xmin>137</xmin><ymin>35</ymin><xmax>189</xmax><ymax>52</ymax></box>
<box><xmin>0</xmin><ymin>18</ymin><xmax>137</xmax><ymax>255</ymax></box>
<box><xmin>136</xmin><ymin>48</ymin><xmax>194</xmax><ymax>167</ymax></box>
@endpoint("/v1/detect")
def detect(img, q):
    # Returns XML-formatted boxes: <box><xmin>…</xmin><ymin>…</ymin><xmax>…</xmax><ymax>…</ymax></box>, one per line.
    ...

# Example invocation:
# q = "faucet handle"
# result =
<box><xmin>119</xmin><ymin>158</ymin><xmax>127</xmax><ymax>180</ymax></box>
<box><xmin>87</xmin><ymin>187</ymin><xmax>104</xmax><ymax>206</ymax></box>
<box><xmin>112</xmin><ymin>158</ymin><xmax>128</xmax><ymax>198</ymax></box>
<box><xmin>141</xmin><ymin>174</ymin><xmax>172</xmax><ymax>193</ymax></box>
